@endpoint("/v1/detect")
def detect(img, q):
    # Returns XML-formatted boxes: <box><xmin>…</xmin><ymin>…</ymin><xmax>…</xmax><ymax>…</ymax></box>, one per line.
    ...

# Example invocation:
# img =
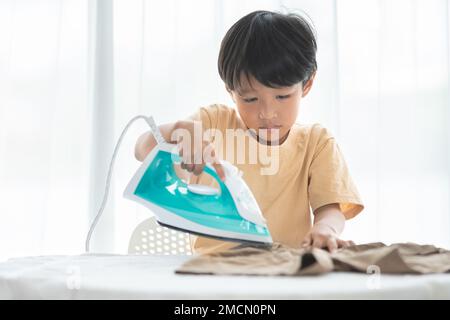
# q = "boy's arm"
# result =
<box><xmin>313</xmin><ymin>203</ymin><xmax>345</xmax><ymax>235</ymax></box>
<box><xmin>301</xmin><ymin>203</ymin><xmax>355</xmax><ymax>253</ymax></box>
<box><xmin>134</xmin><ymin>120</ymin><xmax>226</xmax><ymax>180</ymax></box>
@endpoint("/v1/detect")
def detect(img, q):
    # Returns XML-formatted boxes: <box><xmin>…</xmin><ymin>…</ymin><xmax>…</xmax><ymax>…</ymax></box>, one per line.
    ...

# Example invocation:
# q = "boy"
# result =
<box><xmin>135</xmin><ymin>10</ymin><xmax>364</xmax><ymax>254</ymax></box>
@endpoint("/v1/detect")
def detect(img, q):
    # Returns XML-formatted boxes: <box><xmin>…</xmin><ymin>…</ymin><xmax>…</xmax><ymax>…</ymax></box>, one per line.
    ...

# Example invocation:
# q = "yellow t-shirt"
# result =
<box><xmin>184</xmin><ymin>104</ymin><xmax>364</xmax><ymax>254</ymax></box>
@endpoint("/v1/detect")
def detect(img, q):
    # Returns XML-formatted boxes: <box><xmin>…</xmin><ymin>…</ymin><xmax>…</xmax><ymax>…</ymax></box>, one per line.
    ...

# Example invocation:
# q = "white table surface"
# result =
<box><xmin>1</xmin><ymin>254</ymin><xmax>449</xmax><ymax>299</ymax></box>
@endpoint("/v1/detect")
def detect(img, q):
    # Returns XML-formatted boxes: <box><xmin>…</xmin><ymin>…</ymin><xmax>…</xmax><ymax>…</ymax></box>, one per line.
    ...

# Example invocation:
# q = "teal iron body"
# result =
<box><xmin>123</xmin><ymin>118</ymin><xmax>273</xmax><ymax>246</ymax></box>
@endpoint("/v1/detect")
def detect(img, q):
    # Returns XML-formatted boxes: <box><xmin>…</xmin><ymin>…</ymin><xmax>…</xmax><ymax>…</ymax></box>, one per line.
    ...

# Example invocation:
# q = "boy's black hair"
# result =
<box><xmin>218</xmin><ymin>10</ymin><xmax>317</xmax><ymax>92</ymax></box>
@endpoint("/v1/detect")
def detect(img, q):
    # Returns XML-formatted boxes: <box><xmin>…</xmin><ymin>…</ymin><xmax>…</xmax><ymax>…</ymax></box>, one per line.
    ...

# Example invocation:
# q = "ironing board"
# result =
<box><xmin>1</xmin><ymin>254</ymin><xmax>450</xmax><ymax>299</ymax></box>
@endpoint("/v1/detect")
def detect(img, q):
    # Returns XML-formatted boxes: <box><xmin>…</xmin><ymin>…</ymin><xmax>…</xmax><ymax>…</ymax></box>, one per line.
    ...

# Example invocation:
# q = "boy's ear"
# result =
<box><xmin>301</xmin><ymin>71</ymin><xmax>316</xmax><ymax>97</ymax></box>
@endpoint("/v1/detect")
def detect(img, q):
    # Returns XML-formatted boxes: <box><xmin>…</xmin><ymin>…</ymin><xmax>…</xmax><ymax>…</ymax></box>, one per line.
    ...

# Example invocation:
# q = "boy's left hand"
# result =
<box><xmin>300</xmin><ymin>223</ymin><xmax>355</xmax><ymax>254</ymax></box>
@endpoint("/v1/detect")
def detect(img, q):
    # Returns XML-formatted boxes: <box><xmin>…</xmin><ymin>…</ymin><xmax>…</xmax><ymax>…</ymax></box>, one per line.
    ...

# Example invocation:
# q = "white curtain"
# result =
<box><xmin>1</xmin><ymin>0</ymin><xmax>449</xmax><ymax>260</ymax></box>
<box><xmin>0</xmin><ymin>0</ymin><xmax>91</xmax><ymax>260</ymax></box>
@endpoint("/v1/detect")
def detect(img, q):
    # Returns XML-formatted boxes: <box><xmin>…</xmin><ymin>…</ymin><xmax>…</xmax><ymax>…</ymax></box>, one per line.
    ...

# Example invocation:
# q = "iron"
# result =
<box><xmin>123</xmin><ymin>117</ymin><xmax>273</xmax><ymax>246</ymax></box>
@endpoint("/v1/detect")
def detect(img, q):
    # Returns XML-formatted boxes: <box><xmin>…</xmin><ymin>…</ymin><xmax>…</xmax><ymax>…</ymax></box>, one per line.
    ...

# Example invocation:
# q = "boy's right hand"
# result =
<box><xmin>172</xmin><ymin>120</ymin><xmax>226</xmax><ymax>182</ymax></box>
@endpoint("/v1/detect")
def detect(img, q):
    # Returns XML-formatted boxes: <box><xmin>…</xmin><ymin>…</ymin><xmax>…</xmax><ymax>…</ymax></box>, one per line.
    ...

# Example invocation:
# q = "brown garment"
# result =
<box><xmin>175</xmin><ymin>242</ymin><xmax>450</xmax><ymax>276</ymax></box>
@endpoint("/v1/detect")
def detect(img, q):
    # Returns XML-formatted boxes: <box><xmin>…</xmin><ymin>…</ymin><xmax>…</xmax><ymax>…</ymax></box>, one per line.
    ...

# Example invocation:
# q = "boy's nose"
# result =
<box><xmin>259</xmin><ymin>110</ymin><xmax>278</xmax><ymax>120</ymax></box>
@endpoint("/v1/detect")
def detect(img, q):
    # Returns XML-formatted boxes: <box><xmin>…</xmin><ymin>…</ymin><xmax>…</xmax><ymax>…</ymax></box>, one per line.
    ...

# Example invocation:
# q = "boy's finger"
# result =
<box><xmin>327</xmin><ymin>238</ymin><xmax>338</xmax><ymax>253</ymax></box>
<box><xmin>301</xmin><ymin>234</ymin><xmax>312</xmax><ymax>248</ymax></box>
<box><xmin>206</xmin><ymin>146</ymin><xmax>225</xmax><ymax>181</ymax></box>
<box><xmin>193</xmin><ymin>163</ymin><xmax>205</xmax><ymax>176</ymax></box>
<box><xmin>212</xmin><ymin>162</ymin><xmax>226</xmax><ymax>181</ymax></box>
<box><xmin>337</xmin><ymin>239</ymin><xmax>350</xmax><ymax>248</ymax></box>
<box><xmin>178</xmin><ymin>145</ymin><xmax>191</xmax><ymax>163</ymax></box>
<box><xmin>193</xmin><ymin>149</ymin><xmax>203</xmax><ymax>165</ymax></box>
<box><xmin>178</xmin><ymin>144</ymin><xmax>195</xmax><ymax>166</ymax></box>
<box><xmin>312</xmin><ymin>237</ymin><xmax>326</xmax><ymax>249</ymax></box>
<box><xmin>337</xmin><ymin>239</ymin><xmax>354</xmax><ymax>248</ymax></box>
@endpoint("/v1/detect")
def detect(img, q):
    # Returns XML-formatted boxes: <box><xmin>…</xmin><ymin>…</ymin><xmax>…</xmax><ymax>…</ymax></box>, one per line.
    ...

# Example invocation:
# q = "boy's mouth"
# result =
<box><xmin>246</xmin><ymin>125</ymin><xmax>288</xmax><ymax>145</ymax></box>
<box><xmin>258</xmin><ymin>125</ymin><xmax>282</xmax><ymax>130</ymax></box>
<box><xmin>259</xmin><ymin>126</ymin><xmax>282</xmax><ymax>136</ymax></box>
<box><xmin>257</xmin><ymin>125</ymin><xmax>284</xmax><ymax>143</ymax></box>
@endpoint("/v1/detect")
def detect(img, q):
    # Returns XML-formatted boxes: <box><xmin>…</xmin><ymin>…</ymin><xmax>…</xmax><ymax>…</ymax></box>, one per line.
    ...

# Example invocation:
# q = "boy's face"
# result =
<box><xmin>227</xmin><ymin>74</ymin><xmax>315</xmax><ymax>145</ymax></box>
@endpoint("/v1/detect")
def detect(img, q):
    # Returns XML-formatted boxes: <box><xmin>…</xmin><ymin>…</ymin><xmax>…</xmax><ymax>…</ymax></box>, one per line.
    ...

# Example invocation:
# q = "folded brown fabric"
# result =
<box><xmin>333</xmin><ymin>242</ymin><xmax>450</xmax><ymax>274</ymax></box>
<box><xmin>175</xmin><ymin>242</ymin><xmax>450</xmax><ymax>276</ymax></box>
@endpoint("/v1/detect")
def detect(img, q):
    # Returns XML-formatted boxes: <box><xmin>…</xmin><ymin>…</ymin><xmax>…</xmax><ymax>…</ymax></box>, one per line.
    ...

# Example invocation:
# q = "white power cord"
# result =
<box><xmin>85</xmin><ymin>115</ymin><xmax>155</xmax><ymax>252</ymax></box>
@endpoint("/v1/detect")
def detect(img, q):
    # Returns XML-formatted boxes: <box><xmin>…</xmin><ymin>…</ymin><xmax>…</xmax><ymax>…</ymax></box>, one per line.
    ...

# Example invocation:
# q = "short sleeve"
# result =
<box><xmin>186</xmin><ymin>104</ymin><xmax>239</xmax><ymax>145</ymax></box>
<box><xmin>308</xmin><ymin>136</ymin><xmax>364</xmax><ymax>220</ymax></box>
<box><xmin>186</xmin><ymin>104</ymin><xmax>220</xmax><ymax>132</ymax></box>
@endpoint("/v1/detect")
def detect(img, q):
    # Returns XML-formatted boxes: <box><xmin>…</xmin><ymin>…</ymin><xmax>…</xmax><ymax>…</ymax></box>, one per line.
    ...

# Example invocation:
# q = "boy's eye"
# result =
<box><xmin>243</xmin><ymin>97</ymin><xmax>257</xmax><ymax>103</ymax></box>
<box><xmin>276</xmin><ymin>94</ymin><xmax>291</xmax><ymax>100</ymax></box>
